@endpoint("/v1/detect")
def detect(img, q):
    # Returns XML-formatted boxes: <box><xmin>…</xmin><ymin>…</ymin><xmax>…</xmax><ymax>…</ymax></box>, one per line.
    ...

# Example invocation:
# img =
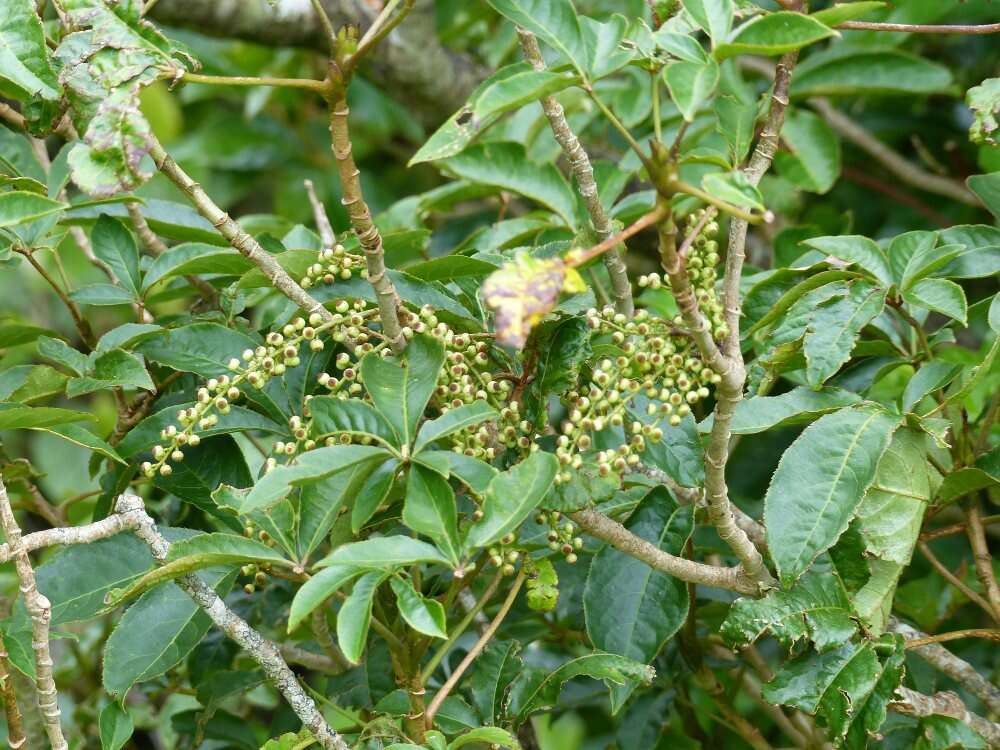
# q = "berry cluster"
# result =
<box><xmin>298</xmin><ymin>244</ymin><xmax>367</xmax><ymax>289</ymax></box>
<box><xmin>537</xmin><ymin>512</ymin><xmax>582</xmax><ymax>564</ymax></box>
<box><xmin>141</xmin><ymin>304</ymin><xmax>378</xmax><ymax>479</ymax></box>
<box><xmin>637</xmin><ymin>208</ymin><xmax>727</xmax><ymax>342</ymax></box>
<box><xmin>486</xmin><ymin>532</ymin><xmax>522</xmax><ymax>576</ymax></box>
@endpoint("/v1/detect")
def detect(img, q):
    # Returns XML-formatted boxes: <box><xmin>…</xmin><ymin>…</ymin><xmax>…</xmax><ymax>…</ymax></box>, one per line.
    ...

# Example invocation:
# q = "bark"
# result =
<box><xmin>891</xmin><ymin>687</ymin><xmax>1000</xmax><ymax>747</ymax></box>
<box><xmin>148</xmin><ymin>0</ymin><xmax>481</xmax><ymax>126</ymax></box>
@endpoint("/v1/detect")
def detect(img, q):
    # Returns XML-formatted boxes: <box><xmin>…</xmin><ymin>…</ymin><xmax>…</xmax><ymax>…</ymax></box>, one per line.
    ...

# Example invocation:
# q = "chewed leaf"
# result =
<box><xmin>68</xmin><ymin>90</ymin><xmax>154</xmax><ymax>197</ymax></box>
<box><xmin>967</xmin><ymin>77</ymin><xmax>1000</xmax><ymax>145</ymax></box>
<box><xmin>482</xmin><ymin>253</ymin><xmax>578</xmax><ymax>349</ymax></box>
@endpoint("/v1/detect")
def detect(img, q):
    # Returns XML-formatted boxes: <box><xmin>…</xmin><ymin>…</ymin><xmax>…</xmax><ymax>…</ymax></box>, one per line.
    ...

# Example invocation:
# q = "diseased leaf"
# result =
<box><xmin>764</xmin><ymin>406</ymin><xmax>901</xmax><ymax>587</ymax></box>
<box><xmin>968</xmin><ymin>78</ymin><xmax>1000</xmax><ymax>146</ymax></box>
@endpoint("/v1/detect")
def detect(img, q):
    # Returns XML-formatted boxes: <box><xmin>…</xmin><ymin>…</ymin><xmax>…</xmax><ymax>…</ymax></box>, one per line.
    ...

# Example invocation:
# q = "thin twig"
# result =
<box><xmin>918</xmin><ymin>540</ymin><xmax>998</xmax><ymax>622</ymax></box>
<box><xmin>965</xmin><ymin>502</ymin><xmax>1000</xmax><ymax>621</ymax></box>
<box><xmin>518</xmin><ymin>28</ymin><xmax>633</xmax><ymax>317</ymax></box>
<box><xmin>174</xmin><ymin>71</ymin><xmax>328</xmax><ymax>93</ymax></box>
<box><xmin>350</xmin><ymin>0</ymin><xmax>416</xmax><ymax>69</ymax></box>
<box><xmin>424</xmin><ymin>570</ymin><xmax>526</xmax><ymax>727</ymax></box>
<box><xmin>309</xmin><ymin>0</ymin><xmax>339</xmax><ymax>54</ymax></box>
<box><xmin>149</xmin><ymin>137</ymin><xmax>336</xmax><ymax>327</ymax></box>
<box><xmin>568</xmin><ymin>205</ymin><xmax>667</xmax><ymax>267</ymax></box>
<box><xmin>838</xmin><ymin>20</ymin><xmax>1000</xmax><ymax>34</ymax></box>
<box><xmin>0</xmin><ymin>480</ymin><xmax>67</xmax><ymax>750</ymax></box>
<box><xmin>304</xmin><ymin>180</ymin><xmax>337</xmax><ymax>249</ymax></box>
<box><xmin>569</xmin><ymin>509</ymin><xmax>758</xmax><ymax>595</ymax></box>
<box><xmin>14</xmin><ymin>247</ymin><xmax>96</xmax><ymax>349</ymax></box>
<box><xmin>921</xmin><ymin>514</ymin><xmax>1000</xmax><ymax>542</ymax></box>
<box><xmin>0</xmin><ymin>646</ymin><xmax>25</xmax><ymax>750</ymax></box>
<box><xmin>903</xmin><ymin>629</ymin><xmax>1000</xmax><ymax>649</ymax></box>
<box><xmin>119</xmin><ymin>494</ymin><xmax>350</xmax><ymax>750</ymax></box>
<box><xmin>809</xmin><ymin>98</ymin><xmax>978</xmax><ymax>207</ymax></box>
<box><xmin>891</xmin><ymin>687</ymin><xmax>1000</xmax><ymax>747</ymax></box>
<box><xmin>889</xmin><ymin>618</ymin><xmax>1000</xmax><ymax>715</ymax></box>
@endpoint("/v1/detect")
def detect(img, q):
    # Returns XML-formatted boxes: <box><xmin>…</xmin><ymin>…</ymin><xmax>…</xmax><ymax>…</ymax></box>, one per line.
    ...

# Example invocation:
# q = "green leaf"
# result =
<box><xmin>0</xmin><ymin>0</ymin><xmax>60</xmax><ymax>101</ymax></box>
<box><xmin>389</xmin><ymin>577</ymin><xmax>447</xmax><ymax>639</ymax></box>
<box><xmin>403</xmin><ymin>464</ymin><xmax>461</xmax><ymax>566</ymax></box>
<box><xmin>32</xmin><ymin>423</ymin><xmax>126</xmax><ymax>465</ymax></box>
<box><xmin>715</xmin><ymin>12</ymin><xmax>836</xmax><ymax>60</ymax></box>
<box><xmin>308</xmin><ymin>397</ymin><xmax>400</xmax><ymax>448</ymax></box>
<box><xmin>136</xmin><ymin>323</ymin><xmax>257</xmax><ymax>378</ymax></box>
<box><xmin>413</xmin><ymin>401</ymin><xmax>498</xmax><ymax>455</ymax></box>
<box><xmin>118</xmin><ymin>402</ymin><xmax>282</xmax><ymax>457</ymax></box>
<box><xmin>486</xmin><ymin>0</ymin><xmax>588</xmax><ymax>78</ymax></box>
<box><xmin>901</xmin><ymin>362</ymin><xmax>963</xmax><ymax>414</ymax></box>
<box><xmin>801</xmin><ymin>235</ymin><xmax>891</xmax><ymax>286</ymax></box>
<box><xmin>583</xmin><ymin>487</ymin><xmax>692</xmax><ymax>666</ymax></box>
<box><xmin>790</xmin><ymin>48</ymin><xmax>953</xmax><ymax>98</ymax></box>
<box><xmin>67</xmin><ymin>349</ymin><xmax>154</xmax><ymax>397</ymax></box>
<box><xmin>153</xmin><ymin>435</ymin><xmax>251</xmax><ymax>510</ymax></box>
<box><xmin>106</xmin><ymin>533</ymin><xmax>290</xmax><ymax>606</ymax></box>
<box><xmin>443</xmin><ymin>143</ymin><xmax>580</xmax><ymax>228</ymax></box>
<box><xmin>0</xmin><ymin>191</ymin><xmax>65</xmax><ymax>227</ymax></box>
<box><xmin>508</xmin><ymin>653</ymin><xmax>655</xmax><ymax>719</ymax></box>
<box><xmin>903</xmin><ymin>278</ymin><xmax>967</xmax><ymax>325</ymax></box>
<box><xmin>241</xmin><ymin>445</ymin><xmax>391</xmax><ymax>513</ymax></box>
<box><xmin>260</xmin><ymin>729</ymin><xmax>317</xmax><ymax>750</ymax></box>
<box><xmin>763</xmin><ymin>639</ymin><xmax>901</xmax><ymax>742</ymax></box>
<box><xmin>361</xmin><ymin>334</ymin><xmax>445</xmax><ymax>448</ymax></box>
<box><xmin>936</xmin><ymin>451</ymin><xmax>1000</xmax><ymax>506</ymax></box>
<box><xmin>449</xmin><ymin>728</ymin><xmax>519</xmax><ymax>750</ymax></box>
<box><xmin>714</xmin><ymin>95</ymin><xmax>757</xmax><ymax>164</ymax></box>
<box><xmin>774</xmin><ymin>108</ymin><xmax>841</xmax><ymax>194</ymax></box>
<box><xmin>664</xmin><ymin>58</ymin><xmax>719</xmax><ymax>122</ymax></box>
<box><xmin>801</xmin><ymin>280</ymin><xmax>885</xmax><ymax>387</ymax></box>
<box><xmin>465</xmin><ymin>451</ymin><xmax>558</xmax><ymax>550</ymax></box>
<box><xmin>350</xmin><ymin>457</ymin><xmax>400</xmax><ymax>533</ymax></box>
<box><xmin>699</xmin><ymin>387</ymin><xmax>862</xmax><ymax>435</ymax></box>
<box><xmin>721</xmin><ymin>565</ymin><xmax>857</xmax><ymax>652</ymax></box>
<box><xmin>317</xmin><ymin>536</ymin><xmax>452</xmax><ymax>570</ymax></box>
<box><xmin>99</xmin><ymin>702</ymin><xmax>134</xmax><ymax>750</ymax></box>
<box><xmin>968</xmin><ymin>171</ymin><xmax>1000</xmax><ymax>218</ymax></box>
<box><xmin>432</xmin><ymin>451</ymin><xmax>498</xmax><ymax>495</ymax></box>
<box><xmin>287</xmin><ymin>565</ymin><xmax>362</xmax><ymax>633</ymax></box>
<box><xmin>967</xmin><ymin>78</ymin><xmax>1000</xmax><ymax>146</ymax></box>
<box><xmin>653</xmin><ymin>30</ymin><xmax>709</xmax><ymax>64</ymax></box>
<box><xmin>298</xmin><ymin>463</ymin><xmax>381</xmax><ymax>557</ymax></box>
<box><xmin>64</xmin><ymin>198</ymin><xmax>224</xmax><ymax>246</ymax></box>
<box><xmin>103</xmin><ymin>567</ymin><xmax>234</xmax><ymax>698</ymax></box>
<box><xmin>0</xmin><ymin>403</ymin><xmax>92</xmax><ymax>429</ymax></box>
<box><xmin>337</xmin><ymin>571</ymin><xmax>386</xmax><ymax>664</ymax></box>
<box><xmin>682</xmin><ymin>0</ymin><xmax>734</xmax><ymax>46</ymax></box>
<box><xmin>142</xmin><ymin>243</ymin><xmax>251</xmax><ymax>291</ymax></box>
<box><xmin>69</xmin><ymin>283</ymin><xmax>137</xmax><ymax>306</ymax></box>
<box><xmin>810</xmin><ymin>2</ymin><xmax>885</xmax><ymax>26</ymax></box>
<box><xmin>0</xmin><ymin>365</ymin><xmax>68</xmax><ymax>404</ymax></box>
<box><xmin>990</xmin><ymin>292</ymin><xmax>1000</xmax><ymax>333</ymax></box>
<box><xmin>91</xmin><ymin>214</ymin><xmax>141</xmax><ymax>296</ymax></box>
<box><xmin>701</xmin><ymin>170</ymin><xmax>765</xmax><ymax>210</ymax></box>
<box><xmin>469</xmin><ymin>640</ymin><xmax>522</xmax><ymax>725</ymax></box>
<box><xmin>406</xmin><ymin>255</ymin><xmax>499</xmax><ymax>283</ymax></box>
<box><xmin>764</xmin><ymin>406</ymin><xmax>902</xmax><ymax>587</ymax></box>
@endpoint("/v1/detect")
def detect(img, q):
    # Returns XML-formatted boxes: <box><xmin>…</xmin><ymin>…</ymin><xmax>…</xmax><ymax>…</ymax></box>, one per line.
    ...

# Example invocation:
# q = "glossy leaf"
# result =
<box><xmin>389</xmin><ymin>577</ymin><xmax>447</xmax><ymax>639</ymax></box>
<box><xmin>790</xmin><ymin>48</ymin><xmax>952</xmax><ymax>98</ymax></box>
<box><xmin>715</xmin><ymin>12</ymin><xmax>836</xmax><ymax>60</ymax></box>
<box><xmin>136</xmin><ymin>323</ymin><xmax>257</xmax><ymax>378</ymax></box>
<box><xmin>0</xmin><ymin>0</ymin><xmax>60</xmax><ymax>101</ymax></box>
<box><xmin>317</xmin><ymin>536</ymin><xmax>452</xmax><ymax>570</ymax></box>
<box><xmin>469</xmin><ymin>640</ymin><xmax>522</xmax><ymax>725</ymax></box>
<box><xmin>337</xmin><ymin>571</ymin><xmax>386</xmax><ymax>665</ymax></box>
<box><xmin>91</xmin><ymin>215</ymin><xmax>141</xmax><ymax>296</ymax></box>
<box><xmin>583</xmin><ymin>487</ymin><xmax>692</xmax><ymax>666</ymax></box>
<box><xmin>664</xmin><ymin>58</ymin><xmax>719</xmax><ymax>122</ymax></box>
<box><xmin>413</xmin><ymin>401</ymin><xmax>498</xmax><ymax>454</ymax></box>
<box><xmin>402</xmin><ymin>464</ymin><xmax>461</xmax><ymax>566</ymax></box>
<box><xmin>700</xmin><ymin>387</ymin><xmax>862</xmax><ymax>435</ymax></box>
<box><xmin>287</xmin><ymin>565</ymin><xmax>362</xmax><ymax>633</ymax></box>
<box><xmin>486</xmin><ymin>0</ymin><xmax>588</xmax><ymax>78</ymax></box>
<box><xmin>0</xmin><ymin>191</ymin><xmax>66</xmax><ymax>227</ymax></box>
<box><xmin>465</xmin><ymin>451</ymin><xmax>558</xmax><ymax>550</ymax></box>
<box><xmin>308</xmin><ymin>396</ymin><xmax>400</xmax><ymax>447</ymax></box>
<box><xmin>764</xmin><ymin>406</ymin><xmax>901</xmax><ymax>587</ymax></box>
<box><xmin>903</xmin><ymin>277</ymin><xmax>967</xmax><ymax>325</ymax></box>
<box><xmin>682</xmin><ymin>0</ymin><xmax>734</xmax><ymax>46</ymax></box>
<box><xmin>99</xmin><ymin>702</ymin><xmax>134</xmax><ymax>750</ymax></box>
<box><xmin>360</xmin><ymin>334</ymin><xmax>445</xmax><ymax>448</ymax></box>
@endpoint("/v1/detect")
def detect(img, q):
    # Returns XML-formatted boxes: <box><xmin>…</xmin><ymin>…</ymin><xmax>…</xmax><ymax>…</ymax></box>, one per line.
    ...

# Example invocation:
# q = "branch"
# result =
<box><xmin>279</xmin><ymin>644</ymin><xmax>340</xmax><ymax>673</ymax></box>
<box><xmin>323</xmin><ymin>88</ymin><xmax>405</xmax><ymax>352</ymax></box>
<box><xmin>695</xmin><ymin>51</ymin><xmax>801</xmax><ymax>593</ymax></box>
<box><xmin>0</xmin><ymin>645</ymin><xmax>25</xmax><ymax>750</ymax></box>
<box><xmin>965</xmin><ymin>502</ymin><xmax>1000</xmax><ymax>620</ymax></box>
<box><xmin>568</xmin><ymin>205</ymin><xmax>667</xmax><ymax>267</ymax></box>
<box><xmin>117</xmin><ymin>493</ymin><xmax>350</xmax><ymax>750</ymax></box>
<box><xmin>147</xmin><ymin>0</ymin><xmax>481</xmax><ymax>127</ymax></box>
<box><xmin>903</xmin><ymin>629</ymin><xmax>1000</xmax><ymax>649</ymax></box>
<box><xmin>127</xmin><ymin>202</ymin><xmax>218</xmax><ymax>305</ymax></box>
<box><xmin>304</xmin><ymin>179</ymin><xmax>337</xmax><ymax>250</ymax></box>
<box><xmin>149</xmin><ymin>137</ymin><xmax>336</xmax><ymax>326</ymax></box>
<box><xmin>891</xmin><ymin>687</ymin><xmax>1000</xmax><ymax>747</ymax></box>
<box><xmin>809</xmin><ymin>98</ymin><xmax>979</xmax><ymax>207</ymax></box>
<box><xmin>837</xmin><ymin>20</ymin><xmax>1000</xmax><ymax>34</ymax></box>
<box><xmin>13</xmin><ymin>247</ymin><xmax>96</xmax><ymax>350</ymax></box>
<box><xmin>569</xmin><ymin>508</ymin><xmax>758</xmax><ymax>595</ymax></box>
<box><xmin>517</xmin><ymin>28</ymin><xmax>633</xmax><ymax>318</ymax></box>
<box><xmin>0</xmin><ymin>512</ymin><xmax>143</xmax><ymax>563</ymax></box>
<box><xmin>0</xmin><ymin>480</ymin><xmax>67</xmax><ymax>750</ymax></box>
<box><xmin>424</xmin><ymin>570</ymin><xmax>526</xmax><ymax>727</ymax></box>
<box><xmin>918</xmin><ymin>540</ymin><xmax>998</xmax><ymax>622</ymax></box>
<box><xmin>889</xmin><ymin>618</ymin><xmax>1000</xmax><ymax>715</ymax></box>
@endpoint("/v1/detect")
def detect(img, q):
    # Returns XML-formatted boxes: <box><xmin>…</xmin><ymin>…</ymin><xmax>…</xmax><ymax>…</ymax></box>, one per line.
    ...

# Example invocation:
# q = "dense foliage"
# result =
<box><xmin>0</xmin><ymin>1</ymin><xmax>998</xmax><ymax>749</ymax></box>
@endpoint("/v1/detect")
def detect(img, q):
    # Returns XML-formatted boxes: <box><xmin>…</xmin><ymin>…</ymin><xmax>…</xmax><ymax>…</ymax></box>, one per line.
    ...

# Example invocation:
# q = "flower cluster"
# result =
<box><xmin>141</xmin><ymin>304</ymin><xmax>378</xmax><ymax>479</ymax></box>
<box><xmin>638</xmin><ymin>208</ymin><xmax>727</xmax><ymax>341</ymax></box>
<box><xmin>298</xmin><ymin>244</ymin><xmax>367</xmax><ymax>289</ymax></box>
